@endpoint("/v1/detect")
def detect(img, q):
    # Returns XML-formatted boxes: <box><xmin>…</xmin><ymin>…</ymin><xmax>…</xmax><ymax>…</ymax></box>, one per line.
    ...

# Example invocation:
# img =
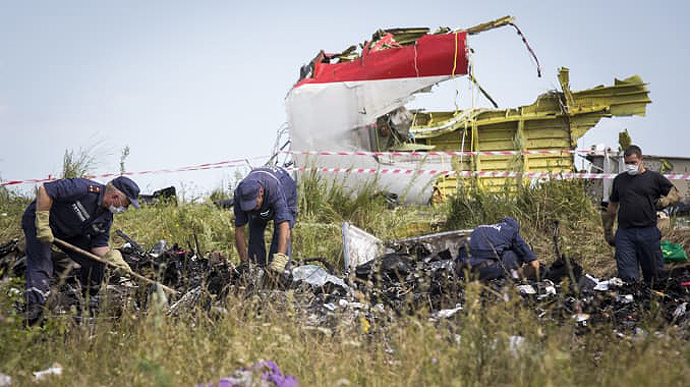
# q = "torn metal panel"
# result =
<box><xmin>286</xmin><ymin>26</ymin><xmax>472</xmax><ymax>204</ymax></box>
<box><xmin>388</xmin><ymin>229</ymin><xmax>472</xmax><ymax>260</ymax></box>
<box><xmin>406</xmin><ymin>68</ymin><xmax>651</xmax><ymax>196</ymax></box>
<box><xmin>285</xmin><ymin>17</ymin><xmax>650</xmax><ymax>202</ymax></box>
<box><xmin>342</xmin><ymin>222</ymin><xmax>387</xmax><ymax>272</ymax></box>
<box><xmin>295</xmin><ymin>31</ymin><xmax>468</xmax><ymax>87</ymax></box>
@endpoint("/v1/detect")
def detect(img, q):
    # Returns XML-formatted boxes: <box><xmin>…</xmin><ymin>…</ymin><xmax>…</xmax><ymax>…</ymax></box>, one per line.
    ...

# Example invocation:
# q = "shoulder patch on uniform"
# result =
<box><xmin>88</xmin><ymin>185</ymin><xmax>101</xmax><ymax>193</ymax></box>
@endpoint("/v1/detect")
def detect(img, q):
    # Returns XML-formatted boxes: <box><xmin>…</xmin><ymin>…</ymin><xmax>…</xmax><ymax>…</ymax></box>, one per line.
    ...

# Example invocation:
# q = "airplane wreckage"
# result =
<box><xmin>284</xmin><ymin>16</ymin><xmax>651</xmax><ymax>203</ymax></box>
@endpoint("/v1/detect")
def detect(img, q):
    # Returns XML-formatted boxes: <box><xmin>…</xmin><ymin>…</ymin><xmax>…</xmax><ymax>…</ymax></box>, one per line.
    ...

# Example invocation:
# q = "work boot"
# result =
<box><xmin>23</xmin><ymin>302</ymin><xmax>45</xmax><ymax>327</ymax></box>
<box><xmin>87</xmin><ymin>294</ymin><xmax>100</xmax><ymax>316</ymax></box>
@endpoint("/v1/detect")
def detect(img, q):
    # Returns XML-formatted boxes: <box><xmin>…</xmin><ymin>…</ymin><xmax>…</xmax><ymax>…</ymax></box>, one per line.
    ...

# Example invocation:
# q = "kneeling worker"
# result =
<box><xmin>458</xmin><ymin>217</ymin><xmax>540</xmax><ymax>280</ymax></box>
<box><xmin>233</xmin><ymin>166</ymin><xmax>298</xmax><ymax>274</ymax></box>
<box><xmin>22</xmin><ymin>176</ymin><xmax>139</xmax><ymax>325</ymax></box>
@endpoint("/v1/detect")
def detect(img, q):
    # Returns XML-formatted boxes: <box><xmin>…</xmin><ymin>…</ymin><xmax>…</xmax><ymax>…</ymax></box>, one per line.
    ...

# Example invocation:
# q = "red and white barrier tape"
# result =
<box><xmin>5</xmin><ymin>156</ymin><xmax>690</xmax><ymax>187</ymax></box>
<box><xmin>281</xmin><ymin>149</ymin><xmax>603</xmax><ymax>157</ymax></box>
<box><xmin>288</xmin><ymin>167</ymin><xmax>690</xmax><ymax>180</ymax></box>
<box><xmin>0</xmin><ymin>158</ymin><xmax>252</xmax><ymax>187</ymax></box>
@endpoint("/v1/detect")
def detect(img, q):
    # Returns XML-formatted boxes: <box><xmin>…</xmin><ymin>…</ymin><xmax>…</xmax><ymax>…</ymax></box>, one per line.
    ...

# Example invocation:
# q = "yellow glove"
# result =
<box><xmin>656</xmin><ymin>187</ymin><xmax>681</xmax><ymax>209</ymax></box>
<box><xmin>104</xmin><ymin>249</ymin><xmax>132</xmax><ymax>275</ymax></box>
<box><xmin>35</xmin><ymin>210</ymin><xmax>54</xmax><ymax>244</ymax></box>
<box><xmin>268</xmin><ymin>253</ymin><xmax>289</xmax><ymax>274</ymax></box>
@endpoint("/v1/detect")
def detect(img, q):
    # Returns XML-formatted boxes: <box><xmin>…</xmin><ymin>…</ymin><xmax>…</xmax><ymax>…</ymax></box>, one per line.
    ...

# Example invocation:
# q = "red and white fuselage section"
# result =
<box><xmin>286</xmin><ymin>32</ymin><xmax>469</xmax><ymax>203</ymax></box>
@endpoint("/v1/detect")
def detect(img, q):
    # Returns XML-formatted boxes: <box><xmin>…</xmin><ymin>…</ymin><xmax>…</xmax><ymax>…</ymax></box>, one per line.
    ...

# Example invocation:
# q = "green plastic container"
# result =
<box><xmin>661</xmin><ymin>240</ymin><xmax>688</xmax><ymax>262</ymax></box>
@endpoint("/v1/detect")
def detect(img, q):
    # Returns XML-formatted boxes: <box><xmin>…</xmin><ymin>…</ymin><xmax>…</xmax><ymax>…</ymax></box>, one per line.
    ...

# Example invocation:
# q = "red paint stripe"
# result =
<box><xmin>294</xmin><ymin>33</ymin><xmax>468</xmax><ymax>86</ymax></box>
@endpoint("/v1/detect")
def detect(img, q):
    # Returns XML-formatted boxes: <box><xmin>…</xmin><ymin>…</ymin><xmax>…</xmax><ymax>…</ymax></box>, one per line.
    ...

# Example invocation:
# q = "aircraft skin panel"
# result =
<box><xmin>286</xmin><ymin>23</ymin><xmax>651</xmax><ymax>203</ymax></box>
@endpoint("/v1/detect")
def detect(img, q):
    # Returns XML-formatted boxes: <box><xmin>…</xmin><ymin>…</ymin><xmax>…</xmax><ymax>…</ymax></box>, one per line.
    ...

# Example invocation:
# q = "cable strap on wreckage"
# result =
<box><xmin>460</xmin><ymin>15</ymin><xmax>541</xmax><ymax>78</ymax></box>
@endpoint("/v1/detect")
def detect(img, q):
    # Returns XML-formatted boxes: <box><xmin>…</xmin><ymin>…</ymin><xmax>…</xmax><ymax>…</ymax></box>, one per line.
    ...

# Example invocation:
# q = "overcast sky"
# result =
<box><xmin>1</xmin><ymin>1</ymin><xmax>687</xmax><ymax>197</ymax></box>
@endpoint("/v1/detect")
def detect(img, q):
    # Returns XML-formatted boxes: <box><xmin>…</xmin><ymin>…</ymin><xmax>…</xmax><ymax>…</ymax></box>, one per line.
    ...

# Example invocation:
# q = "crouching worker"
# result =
<box><xmin>233</xmin><ymin>166</ymin><xmax>298</xmax><ymax>275</ymax></box>
<box><xmin>22</xmin><ymin>176</ymin><xmax>140</xmax><ymax>325</ymax></box>
<box><xmin>457</xmin><ymin>217</ymin><xmax>540</xmax><ymax>280</ymax></box>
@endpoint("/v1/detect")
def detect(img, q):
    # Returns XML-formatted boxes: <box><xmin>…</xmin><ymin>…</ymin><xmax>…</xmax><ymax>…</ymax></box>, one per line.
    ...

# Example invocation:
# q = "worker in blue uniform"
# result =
<box><xmin>22</xmin><ymin>176</ymin><xmax>140</xmax><ymax>325</ymax></box>
<box><xmin>602</xmin><ymin>145</ymin><xmax>680</xmax><ymax>285</ymax></box>
<box><xmin>233</xmin><ymin>166</ymin><xmax>297</xmax><ymax>274</ymax></box>
<box><xmin>457</xmin><ymin>217</ymin><xmax>540</xmax><ymax>280</ymax></box>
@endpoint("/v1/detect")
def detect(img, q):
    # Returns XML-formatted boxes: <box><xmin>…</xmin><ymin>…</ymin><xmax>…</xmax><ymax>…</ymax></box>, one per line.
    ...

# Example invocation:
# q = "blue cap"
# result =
<box><xmin>237</xmin><ymin>179</ymin><xmax>261</xmax><ymax>212</ymax></box>
<box><xmin>501</xmin><ymin>216</ymin><xmax>519</xmax><ymax>231</ymax></box>
<box><xmin>112</xmin><ymin>176</ymin><xmax>140</xmax><ymax>209</ymax></box>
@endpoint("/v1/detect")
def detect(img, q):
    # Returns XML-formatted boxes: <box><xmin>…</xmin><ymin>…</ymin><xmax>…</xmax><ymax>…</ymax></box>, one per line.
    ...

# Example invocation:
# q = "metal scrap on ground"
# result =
<box><xmin>1</xmin><ymin>230</ymin><xmax>689</xmax><ymax>340</ymax></box>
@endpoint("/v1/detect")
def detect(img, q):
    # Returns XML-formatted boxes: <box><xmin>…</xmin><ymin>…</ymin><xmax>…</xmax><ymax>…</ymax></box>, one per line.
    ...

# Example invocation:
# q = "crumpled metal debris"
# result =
<box><xmin>3</xmin><ymin>228</ymin><xmax>690</xmax><ymax>338</ymax></box>
<box><xmin>292</xmin><ymin>265</ymin><xmax>348</xmax><ymax>290</ymax></box>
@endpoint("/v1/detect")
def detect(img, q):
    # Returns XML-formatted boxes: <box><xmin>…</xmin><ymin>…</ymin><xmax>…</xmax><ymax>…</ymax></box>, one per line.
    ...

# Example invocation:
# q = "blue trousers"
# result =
<box><xmin>459</xmin><ymin>250</ymin><xmax>522</xmax><ymax>280</ymax></box>
<box><xmin>248</xmin><ymin>218</ymin><xmax>292</xmax><ymax>266</ymax></box>
<box><xmin>21</xmin><ymin>213</ymin><xmax>104</xmax><ymax>305</ymax></box>
<box><xmin>615</xmin><ymin>226</ymin><xmax>664</xmax><ymax>283</ymax></box>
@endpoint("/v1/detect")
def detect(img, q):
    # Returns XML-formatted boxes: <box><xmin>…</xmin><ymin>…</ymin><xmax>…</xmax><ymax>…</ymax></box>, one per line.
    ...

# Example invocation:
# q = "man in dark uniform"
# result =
<box><xmin>233</xmin><ymin>166</ymin><xmax>297</xmax><ymax>274</ymax></box>
<box><xmin>602</xmin><ymin>145</ymin><xmax>680</xmax><ymax>284</ymax></box>
<box><xmin>457</xmin><ymin>217</ymin><xmax>540</xmax><ymax>280</ymax></box>
<box><xmin>22</xmin><ymin>176</ymin><xmax>140</xmax><ymax>325</ymax></box>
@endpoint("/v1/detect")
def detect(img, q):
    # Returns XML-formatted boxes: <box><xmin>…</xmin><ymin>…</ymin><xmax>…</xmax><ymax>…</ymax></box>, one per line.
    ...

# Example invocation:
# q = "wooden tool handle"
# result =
<box><xmin>53</xmin><ymin>238</ymin><xmax>178</xmax><ymax>295</ymax></box>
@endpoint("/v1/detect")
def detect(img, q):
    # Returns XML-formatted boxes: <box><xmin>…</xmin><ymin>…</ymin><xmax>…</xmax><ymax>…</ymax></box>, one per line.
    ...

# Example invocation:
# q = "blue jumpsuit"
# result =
<box><xmin>22</xmin><ymin>178</ymin><xmax>113</xmax><ymax>305</ymax></box>
<box><xmin>233</xmin><ymin>167</ymin><xmax>298</xmax><ymax>266</ymax></box>
<box><xmin>457</xmin><ymin>217</ymin><xmax>537</xmax><ymax>280</ymax></box>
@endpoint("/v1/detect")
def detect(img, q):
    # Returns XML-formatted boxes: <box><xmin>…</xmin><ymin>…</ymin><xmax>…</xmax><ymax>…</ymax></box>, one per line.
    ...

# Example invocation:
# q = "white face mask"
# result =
<box><xmin>109</xmin><ymin>205</ymin><xmax>127</xmax><ymax>214</ymax></box>
<box><xmin>625</xmin><ymin>164</ymin><xmax>639</xmax><ymax>175</ymax></box>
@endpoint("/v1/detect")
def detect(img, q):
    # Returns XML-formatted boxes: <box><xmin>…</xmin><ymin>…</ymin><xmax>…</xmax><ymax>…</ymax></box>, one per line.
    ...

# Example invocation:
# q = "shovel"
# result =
<box><xmin>53</xmin><ymin>238</ymin><xmax>178</xmax><ymax>295</ymax></box>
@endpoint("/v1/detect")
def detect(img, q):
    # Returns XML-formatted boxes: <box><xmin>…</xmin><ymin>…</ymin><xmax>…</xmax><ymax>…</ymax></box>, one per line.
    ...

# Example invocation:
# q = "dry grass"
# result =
<box><xmin>1</xmin><ymin>177</ymin><xmax>689</xmax><ymax>386</ymax></box>
<box><xmin>1</xmin><ymin>287</ymin><xmax>689</xmax><ymax>386</ymax></box>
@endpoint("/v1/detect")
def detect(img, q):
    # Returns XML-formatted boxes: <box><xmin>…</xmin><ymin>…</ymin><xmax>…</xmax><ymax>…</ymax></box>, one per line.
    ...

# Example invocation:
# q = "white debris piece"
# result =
<box><xmin>517</xmin><ymin>285</ymin><xmax>536</xmax><ymax>295</ymax></box>
<box><xmin>608</xmin><ymin>277</ymin><xmax>625</xmax><ymax>287</ymax></box>
<box><xmin>593</xmin><ymin>281</ymin><xmax>609</xmax><ymax>291</ymax></box>
<box><xmin>508</xmin><ymin>335</ymin><xmax>526</xmax><ymax>358</ymax></box>
<box><xmin>292</xmin><ymin>265</ymin><xmax>349</xmax><ymax>290</ymax></box>
<box><xmin>33</xmin><ymin>363</ymin><xmax>62</xmax><ymax>381</ymax></box>
<box><xmin>0</xmin><ymin>373</ymin><xmax>11</xmax><ymax>387</ymax></box>
<box><xmin>537</xmin><ymin>280</ymin><xmax>557</xmax><ymax>300</ymax></box>
<box><xmin>342</xmin><ymin>223</ymin><xmax>387</xmax><ymax>271</ymax></box>
<box><xmin>433</xmin><ymin>304</ymin><xmax>463</xmax><ymax>319</ymax></box>
<box><xmin>673</xmin><ymin>302</ymin><xmax>687</xmax><ymax>319</ymax></box>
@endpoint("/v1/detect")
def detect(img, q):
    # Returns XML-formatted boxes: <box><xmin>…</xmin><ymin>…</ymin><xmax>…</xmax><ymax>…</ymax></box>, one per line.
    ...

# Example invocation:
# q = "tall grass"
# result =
<box><xmin>61</xmin><ymin>148</ymin><xmax>98</xmax><ymax>179</ymax></box>
<box><xmin>294</xmin><ymin>171</ymin><xmax>441</xmax><ymax>269</ymax></box>
<box><xmin>0</xmin><ymin>173</ymin><xmax>686</xmax><ymax>386</ymax></box>
<box><xmin>0</xmin><ymin>187</ymin><xmax>30</xmax><ymax>241</ymax></box>
<box><xmin>446</xmin><ymin>178</ymin><xmax>615</xmax><ymax>274</ymax></box>
<box><xmin>1</xmin><ymin>282</ymin><xmax>688</xmax><ymax>386</ymax></box>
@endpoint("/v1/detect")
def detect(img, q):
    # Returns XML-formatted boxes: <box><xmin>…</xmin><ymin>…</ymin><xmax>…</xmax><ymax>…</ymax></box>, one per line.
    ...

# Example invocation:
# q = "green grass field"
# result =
<box><xmin>1</xmin><ymin>176</ymin><xmax>689</xmax><ymax>386</ymax></box>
